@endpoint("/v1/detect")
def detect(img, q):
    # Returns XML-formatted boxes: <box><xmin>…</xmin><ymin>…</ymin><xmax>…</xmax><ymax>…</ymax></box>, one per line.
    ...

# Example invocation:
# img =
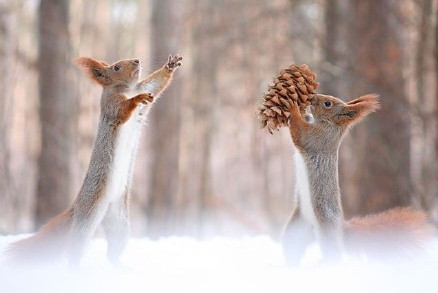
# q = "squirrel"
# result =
<box><xmin>5</xmin><ymin>55</ymin><xmax>182</xmax><ymax>267</ymax></box>
<box><xmin>282</xmin><ymin>93</ymin><xmax>436</xmax><ymax>265</ymax></box>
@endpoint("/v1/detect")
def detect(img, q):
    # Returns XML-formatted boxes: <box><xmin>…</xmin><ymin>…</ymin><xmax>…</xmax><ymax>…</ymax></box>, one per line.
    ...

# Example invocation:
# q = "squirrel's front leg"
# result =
<box><xmin>136</xmin><ymin>54</ymin><xmax>182</xmax><ymax>97</ymax></box>
<box><xmin>116</xmin><ymin>93</ymin><xmax>154</xmax><ymax>125</ymax></box>
<box><xmin>288</xmin><ymin>102</ymin><xmax>312</xmax><ymax>149</ymax></box>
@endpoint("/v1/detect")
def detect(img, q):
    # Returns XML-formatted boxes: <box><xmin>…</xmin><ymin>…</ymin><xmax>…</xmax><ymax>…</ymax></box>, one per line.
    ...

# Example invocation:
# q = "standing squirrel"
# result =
<box><xmin>282</xmin><ymin>94</ymin><xmax>436</xmax><ymax>265</ymax></box>
<box><xmin>5</xmin><ymin>55</ymin><xmax>182</xmax><ymax>267</ymax></box>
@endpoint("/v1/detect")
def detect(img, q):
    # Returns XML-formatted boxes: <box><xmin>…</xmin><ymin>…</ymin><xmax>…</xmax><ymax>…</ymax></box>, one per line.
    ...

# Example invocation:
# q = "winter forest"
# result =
<box><xmin>1</xmin><ymin>0</ymin><xmax>438</xmax><ymax>237</ymax></box>
<box><xmin>1</xmin><ymin>0</ymin><xmax>438</xmax><ymax>291</ymax></box>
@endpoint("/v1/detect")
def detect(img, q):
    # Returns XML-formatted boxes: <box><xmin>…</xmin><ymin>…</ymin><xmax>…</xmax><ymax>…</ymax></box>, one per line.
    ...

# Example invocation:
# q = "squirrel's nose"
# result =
<box><xmin>133</xmin><ymin>59</ymin><xmax>140</xmax><ymax>64</ymax></box>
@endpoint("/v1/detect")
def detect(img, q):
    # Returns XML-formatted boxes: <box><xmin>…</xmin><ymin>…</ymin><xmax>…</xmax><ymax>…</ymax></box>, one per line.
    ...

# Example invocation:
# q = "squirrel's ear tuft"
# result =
<box><xmin>338</xmin><ymin>94</ymin><xmax>380</xmax><ymax>126</ymax></box>
<box><xmin>75</xmin><ymin>57</ymin><xmax>111</xmax><ymax>86</ymax></box>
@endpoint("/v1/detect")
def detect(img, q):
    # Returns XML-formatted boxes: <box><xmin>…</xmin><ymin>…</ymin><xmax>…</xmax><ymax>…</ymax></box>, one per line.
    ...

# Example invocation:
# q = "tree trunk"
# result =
<box><xmin>320</xmin><ymin>0</ymin><xmax>340</xmax><ymax>95</ymax></box>
<box><xmin>434</xmin><ymin>0</ymin><xmax>438</xmax><ymax>220</ymax></box>
<box><xmin>342</xmin><ymin>0</ymin><xmax>412</xmax><ymax>216</ymax></box>
<box><xmin>180</xmin><ymin>0</ymin><xmax>217</xmax><ymax>236</ymax></box>
<box><xmin>146</xmin><ymin>0</ymin><xmax>183</xmax><ymax>238</ymax></box>
<box><xmin>36</xmin><ymin>0</ymin><xmax>74</xmax><ymax>227</ymax></box>
<box><xmin>0</xmin><ymin>1</ymin><xmax>16</xmax><ymax>232</ymax></box>
<box><xmin>414</xmin><ymin>0</ymin><xmax>433</xmax><ymax>211</ymax></box>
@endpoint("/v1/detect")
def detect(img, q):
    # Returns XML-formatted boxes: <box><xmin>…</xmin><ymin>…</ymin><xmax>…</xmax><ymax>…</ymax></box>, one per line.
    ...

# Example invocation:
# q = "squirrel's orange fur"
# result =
<box><xmin>5</xmin><ymin>208</ymin><xmax>73</xmax><ymax>265</ymax></box>
<box><xmin>345</xmin><ymin>207</ymin><xmax>435</xmax><ymax>258</ymax></box>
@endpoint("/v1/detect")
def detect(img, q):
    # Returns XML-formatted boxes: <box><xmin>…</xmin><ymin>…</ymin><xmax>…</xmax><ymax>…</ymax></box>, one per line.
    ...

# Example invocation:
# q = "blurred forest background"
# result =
<box><xmin>1</xmin><ymin>0</ymin><xmax>438</xmax><ymax>238</ymax></box>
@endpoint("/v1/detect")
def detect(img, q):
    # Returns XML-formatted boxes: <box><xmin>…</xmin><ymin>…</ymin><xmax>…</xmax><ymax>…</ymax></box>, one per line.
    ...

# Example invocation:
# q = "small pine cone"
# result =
<box><xmin>257</xmin><ymin>63</ymin><xmax>319</xmax><ymax>134</ymax></box>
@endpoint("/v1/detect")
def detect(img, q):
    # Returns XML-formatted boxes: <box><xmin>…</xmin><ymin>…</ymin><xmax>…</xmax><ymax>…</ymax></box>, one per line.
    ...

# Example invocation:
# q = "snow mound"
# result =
<box><xmin>1</xmin><ymin>235</ymin><xmax>438</xmax><ymax>293</ymax></box>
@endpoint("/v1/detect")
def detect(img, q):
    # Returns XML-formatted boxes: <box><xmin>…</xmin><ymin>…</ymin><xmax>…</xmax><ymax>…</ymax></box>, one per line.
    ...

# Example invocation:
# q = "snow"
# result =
<box><xmin>1</xmin><ymin>235</ymin><xmax>438</xmax><ymax>293</ymax></box>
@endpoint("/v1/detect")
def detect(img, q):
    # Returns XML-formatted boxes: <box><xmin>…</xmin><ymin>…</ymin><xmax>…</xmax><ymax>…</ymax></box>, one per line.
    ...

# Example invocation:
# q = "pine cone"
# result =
<box><xmin>257</xmin><ymin>64</ymin><xmax>319</xmax><ymax>134</ymax></box>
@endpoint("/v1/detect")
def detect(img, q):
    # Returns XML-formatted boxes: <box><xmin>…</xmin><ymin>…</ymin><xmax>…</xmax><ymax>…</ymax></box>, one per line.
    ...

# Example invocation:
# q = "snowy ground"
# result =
<box><xmin>1</xmin><ymin>235</ymin><xmax>438</xmax><ymax>293</ymax></box>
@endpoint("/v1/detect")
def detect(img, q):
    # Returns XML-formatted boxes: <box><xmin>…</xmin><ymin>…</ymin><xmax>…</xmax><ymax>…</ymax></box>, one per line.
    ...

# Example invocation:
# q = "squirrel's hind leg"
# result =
<box><xmin>68</xmin><ymin>194</ymin><xmax>110</xmax><ymax>268</ymax></box>
<box><xmin>316</xmin><ymin>222</ymin><xmax>344</xmax><ymax>264</ymax></box>
<box><xmin>281</xmin><ymin>207</ymin><xmax>315</xmax><ymax>266</ymax></box>
<box><xmin>103</xmin><ymin>192</ymin><xmax>130</xmax><ymax>266</ymax></box>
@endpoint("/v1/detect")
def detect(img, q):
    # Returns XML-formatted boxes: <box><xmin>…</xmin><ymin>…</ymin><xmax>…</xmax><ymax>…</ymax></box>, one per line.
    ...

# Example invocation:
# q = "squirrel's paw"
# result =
<box><xmin>135</xmin><ymin>93</ymin><xmax>154</xmax><ymax>105</ymax></box>
<box><xmin>166</xmin><ymin>54</ymin><xmax>182</xmax><ymax>71</ymax></box>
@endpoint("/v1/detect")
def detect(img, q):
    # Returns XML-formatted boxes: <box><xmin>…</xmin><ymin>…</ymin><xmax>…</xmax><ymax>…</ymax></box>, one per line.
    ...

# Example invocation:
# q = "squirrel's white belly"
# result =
<box><xmin>295</xmin><ymin>151</ymin><xmax>318</xmax><ymax>227</ymax></box>
<box><xmin>106</xmin><ymin>108</ymin><xmax>142</xmax><ymax>202</ymax></box>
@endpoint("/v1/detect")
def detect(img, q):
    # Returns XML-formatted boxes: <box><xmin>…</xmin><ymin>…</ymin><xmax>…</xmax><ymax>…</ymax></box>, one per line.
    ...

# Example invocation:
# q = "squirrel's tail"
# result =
<box><xmin>344</xmin><ymin>207</ymin><xmax>436</xmax><ymax>259</ymax></box>
<box><xmin>4</xmin><ymin>208</ymin><xmax>74</xmax><ymax>265</ymax></box>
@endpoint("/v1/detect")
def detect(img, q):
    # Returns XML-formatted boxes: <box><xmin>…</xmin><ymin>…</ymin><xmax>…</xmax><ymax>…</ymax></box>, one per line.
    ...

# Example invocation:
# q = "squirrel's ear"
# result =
<box><xmin>75</xmin><ymin>57</ymin><xmax>111</xmax><ymax>86</ymax></box>
<box><xmin>338</xmin><ymin>94</ymin><xmax>380</xmax><ymax>126</ymax></box>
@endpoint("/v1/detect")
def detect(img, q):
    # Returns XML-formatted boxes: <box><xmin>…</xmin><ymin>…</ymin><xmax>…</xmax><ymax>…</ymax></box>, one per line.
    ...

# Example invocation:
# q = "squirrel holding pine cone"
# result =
<box><xmin>259</xmin><ymin>63</ymin><xmax>436</xmax><ymax>265</ymax></box>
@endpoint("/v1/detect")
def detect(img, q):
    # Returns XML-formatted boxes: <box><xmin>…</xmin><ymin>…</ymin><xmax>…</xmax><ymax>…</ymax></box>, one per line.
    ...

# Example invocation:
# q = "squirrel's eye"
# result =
<box><xmin>324</xmin><ymin>101</ymin><xmax>332</xmax><ymax>108</ymax></box>
<box><xmin>114</xmin><ymin>65</ymin><xmax>121</xmax><ymax>71</ymax></box>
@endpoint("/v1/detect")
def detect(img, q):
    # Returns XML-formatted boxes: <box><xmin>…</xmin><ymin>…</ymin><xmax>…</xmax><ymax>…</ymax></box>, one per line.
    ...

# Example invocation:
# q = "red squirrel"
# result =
<box><xmin>282</xmin><ymin>94</ymin><xmax>436</xmax><ymax>265</ymax></box>
<box><xmin>5</xmin><ymin>55</ymin><xmax>182</xmax><ymax>267</ymax></box>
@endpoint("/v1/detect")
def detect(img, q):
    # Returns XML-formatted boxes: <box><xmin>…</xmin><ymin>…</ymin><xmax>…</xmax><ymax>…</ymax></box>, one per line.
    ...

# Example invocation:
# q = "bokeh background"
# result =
<box><xmin>1</xmin><ymin>0</ymin><xmax>437</xmax><ymax>239</ymax></box>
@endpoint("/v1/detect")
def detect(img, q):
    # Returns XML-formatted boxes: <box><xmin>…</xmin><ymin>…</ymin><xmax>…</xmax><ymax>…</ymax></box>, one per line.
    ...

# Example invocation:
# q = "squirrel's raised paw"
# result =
<box><xmin>166</xmin><ymin>54</ymin><xmax>182</xmax><ymax>71</ymax></box>
<box><xmin>134</xmin><ymin>93</ymin><xmax>154</xmax><ymax>105</ymax></box>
